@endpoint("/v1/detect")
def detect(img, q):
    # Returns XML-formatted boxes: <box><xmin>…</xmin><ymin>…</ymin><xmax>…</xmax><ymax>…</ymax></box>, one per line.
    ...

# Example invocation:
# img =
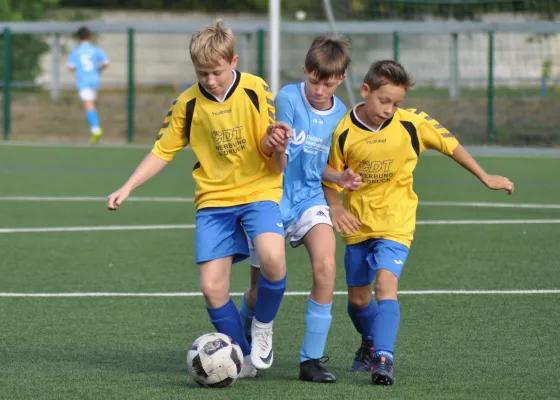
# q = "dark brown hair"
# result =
<box><xmin>304</xmin><ymin>36</ymin><xmax>351</xmax><ymax>80</ymax></box>
<box><xmin>75</xmin><ymin>26</ymin><xmax>92</xmax><ymax>41</ymax></box>
<box><xmin>364</xmin><ymin>60</ymin><xmax>415</xmax><ymax>90</ymax></box>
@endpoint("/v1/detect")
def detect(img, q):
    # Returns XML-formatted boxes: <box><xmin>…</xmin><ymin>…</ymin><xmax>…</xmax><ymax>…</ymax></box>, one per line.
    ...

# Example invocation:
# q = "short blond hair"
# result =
<box><xmin>189</xmin><ymin>20</ymin><xmax>235</xmax><ymax>67</ymax></box>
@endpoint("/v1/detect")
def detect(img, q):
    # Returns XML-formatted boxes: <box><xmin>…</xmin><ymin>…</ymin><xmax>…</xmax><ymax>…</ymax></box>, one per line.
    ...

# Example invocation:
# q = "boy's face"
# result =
<box><xmin>303</xmin><ymin>69</ymin><xmax>345</xmax><ymax>110</ymax></box>
<box><xmin>360</xmin><ymin>83</ymin><xmax>406</xmax><ymax>128</ymax></box>
<box><xmin>194</xmin><ymin>56</ymin><xmax>238</xmax><ymax>99</ymax></box>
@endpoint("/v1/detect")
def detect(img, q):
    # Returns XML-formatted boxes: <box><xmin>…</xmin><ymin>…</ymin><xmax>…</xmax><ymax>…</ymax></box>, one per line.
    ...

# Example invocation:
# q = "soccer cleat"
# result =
<box><xmin>238</xmin><ymin>355</ymin><xmax>258</xmax><ymax>379</ymax></box>
<box><xmin>250</xmin><ymin>318</ymin><xmax>274</xmax><ymax>369</ymax></box>
<box><xmin>349</xmin><ymin>338</ymin><xmax>374</xmax><ymax>372</ymax></box>
<box><xmin>90</xmin><ymin>128</ymin><xmax>103</xmax><ymax>144</ymax></box>
<box><xmin>299</xmin><ymin>357</ymin><xmax>336</xmax><ymax>383</ymax></box>
<box><xmin>371</xmin><ymin>355</ymin><xmax>395</xmax><ymax>385</ymax></box>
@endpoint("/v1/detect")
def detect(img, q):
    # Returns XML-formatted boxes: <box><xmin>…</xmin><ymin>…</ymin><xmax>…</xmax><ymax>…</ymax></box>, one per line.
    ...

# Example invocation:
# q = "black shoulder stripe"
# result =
<box><xmin>400</xmin><ymin>121</ymin><xmax>420</xmax><ymax>156</ymax></box>
<box><xmin>185</xmin><ymin>98</ymin><xmax>196</xmax><ymax>143</ymax></box>
<box><xmin>414</xmin><ymin>109</ymin><xmax>422</xmax><ymax>115</ymax></box>
<box><xmin>193</xmin><ymin>161</ymin><xmax>201</xmax><ymax>171</ymax></box>
<box><xmin>338</xmin><ymin>129</ymin><xmax>349</xmax><ymax>157</ymax></box>
<box><xmin>244</xmin><ymin>88</ymin><xmax>259</xmax><ymax>113</ymax></box>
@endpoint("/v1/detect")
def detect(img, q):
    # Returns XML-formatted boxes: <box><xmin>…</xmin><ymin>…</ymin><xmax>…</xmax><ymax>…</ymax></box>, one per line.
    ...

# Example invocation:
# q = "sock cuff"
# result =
<box><xmin>307</xmin><ymin>297</ymin><xmax>332</xmax><ymax>314</ymax></box>
<box><xmin>259</xmin><ymin>273</ymin><xmax>287</xmax><ymax>288</ymax></box>
<box><xmin>207</xmin><ymin>298</ymin><xmax>235</xmax><ymax>320</ymax></box>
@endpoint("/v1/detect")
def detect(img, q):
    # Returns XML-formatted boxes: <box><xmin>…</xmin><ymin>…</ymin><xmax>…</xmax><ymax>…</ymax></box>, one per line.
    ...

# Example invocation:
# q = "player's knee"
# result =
<box><xmin>311</xmin><ymin>256</ymin><xmax>336</xmax><ymax>288</ymax></box>
<box><xmin>258</xmin><ymin>248</ymin><xmax>286</xmax><ymax>281</ymax></box>
<box><xmin>374</xmin><ymin>270</ymin><xmax>398</xmax><ymax>301</ymax></box>
<box><xmin>200</xmin><ymin>276</ymin><xmax>229</xmax><ymax>303</ymax></box>
<box><xmin>348</xmin><ymin>288</ymin><xmax>372</xmax><ymax>309</ymax></box>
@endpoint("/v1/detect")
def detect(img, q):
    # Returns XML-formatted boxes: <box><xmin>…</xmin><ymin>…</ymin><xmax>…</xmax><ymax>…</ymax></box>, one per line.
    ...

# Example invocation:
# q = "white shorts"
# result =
<box><xmin>248</xmin><ymin>205</ymin><xmax>333</xmax><ymax>268</ymax></box>
<box><xmin>79</xmin><ymin>88</ymin><xmax>97</xmax><ymax>102</ymax></box>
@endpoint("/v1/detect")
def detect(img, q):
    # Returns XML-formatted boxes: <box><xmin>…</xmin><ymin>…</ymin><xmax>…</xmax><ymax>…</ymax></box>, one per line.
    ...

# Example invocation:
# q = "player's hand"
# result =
<box><xmin>338</xmin><ymin>168</ymin><xmax>362</xmax><ymax>191</ymax></box>
<box><xmin>483</xmin><ymin>175</ymin><xmax>514</xmax><ymax>195</ymax></box>
<box><xmin>330</xmin><ymin>204</ymin><xmax>361</xmax><ymax>235</ymax></box>
<box><xmin>266</xmin><ymin>122</ymin><xmax>292</xmax><ymax>152</ymax></box>
<box><xmin>107</xmin><ymin>187</ymin><xmax>131</xmax><ymax>211</ymax></box>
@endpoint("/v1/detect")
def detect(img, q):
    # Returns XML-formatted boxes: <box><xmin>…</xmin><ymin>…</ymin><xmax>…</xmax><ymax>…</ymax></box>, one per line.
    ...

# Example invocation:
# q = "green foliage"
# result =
<box><xmin>0</xmin><ymin>0</ymin><xmax>63</xmax><ymax>83</ymax></box>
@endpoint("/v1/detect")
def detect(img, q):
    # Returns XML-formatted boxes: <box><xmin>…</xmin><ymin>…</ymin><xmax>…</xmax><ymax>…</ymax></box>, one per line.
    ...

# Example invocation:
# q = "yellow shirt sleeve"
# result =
<box><xmin>323</xmin><ymin>129</ymin><xmax>347</xmax><ymax>193</ymax></box>
<box><xmin>255</xmin><ymin>80</ymin><xmax>276</xmax><ymax>160</ymax></box>
<box><xmin>414</xmin><ymin>111</ymin><xmax>459</xmax><ymax>156</ymax></box>
<box><xmin>152</xmin><ymin>98</ymin><xmax>189</xmax><ymax>161</ymax></box>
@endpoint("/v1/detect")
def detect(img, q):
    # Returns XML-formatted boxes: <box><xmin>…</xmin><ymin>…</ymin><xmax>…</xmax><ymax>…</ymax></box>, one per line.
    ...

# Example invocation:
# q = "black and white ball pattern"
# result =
<box><xmin>187</xmin><ymin>332</ymin><xmax>243</xmax><ymax>388</ymax></box>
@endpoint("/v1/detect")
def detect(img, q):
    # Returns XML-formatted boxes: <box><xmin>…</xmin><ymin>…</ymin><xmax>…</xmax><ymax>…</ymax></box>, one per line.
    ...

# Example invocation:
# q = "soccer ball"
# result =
<box><xmin>187</xmin><ymin>332</ymin><xmax>243</xmax><ymax>388</ymax></box>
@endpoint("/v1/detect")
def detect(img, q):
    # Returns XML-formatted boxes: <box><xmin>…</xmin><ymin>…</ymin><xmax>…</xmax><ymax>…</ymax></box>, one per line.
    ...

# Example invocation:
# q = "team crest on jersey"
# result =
<box><xmin>291</xmin><ymin>129</ymin><xmax>306</xmax><ymax>145</ymax></box>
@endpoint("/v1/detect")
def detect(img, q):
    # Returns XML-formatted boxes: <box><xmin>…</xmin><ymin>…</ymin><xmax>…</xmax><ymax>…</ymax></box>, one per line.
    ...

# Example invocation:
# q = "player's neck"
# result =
<box><xmin>213</xmin><ymin>70</ymin><xmax>235</xmax><ymax>102</ymax></box>
<box><xmin>356</xmin><ymin>105</ymin><xmax>381</xmax><ymax>130</ymax></box>
<box><xmin>307</xmin><ymin>96</ymin><xmax>333</xmax><ymax>111</ymax></box>
<box><xmin>304</xmin><ymin>85</ymin><xmax>333</xmax><ymax>111</ymax></box>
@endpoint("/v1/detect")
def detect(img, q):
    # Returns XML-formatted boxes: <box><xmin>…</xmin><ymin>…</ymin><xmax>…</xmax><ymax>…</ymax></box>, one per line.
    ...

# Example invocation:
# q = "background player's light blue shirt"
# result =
<box><xmin>276</xmin><ymin>82</ymin><xmax>347</xmax><ymax>227</ymax></box>
<box><xmin>67</xmin><ymin>42</ymin><xmax>109</xmax><ymax>91</ymax></box>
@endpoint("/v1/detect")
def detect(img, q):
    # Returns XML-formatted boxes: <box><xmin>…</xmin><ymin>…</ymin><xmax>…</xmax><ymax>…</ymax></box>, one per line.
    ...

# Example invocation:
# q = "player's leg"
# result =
<box><xmin>368</xmin><ymin>239</ymin><xmax>409</xmax><ymax>386</ymax></box>
<box><xmin>239</xmin><ymin>241</ymin><xmax>260</xmax><ymax>342</ymax></box>
<box><xmin>79</xmin><ymin>88</ymin><xmax>103</xmax><ymax>143</ymax></box>
<box><xmin>299</xmin><ymin>228</ymin><xmax>336</xmax><ymax>382</ymax></box>
<box><xmin>345</xmin><ymin>240</ymin><xmax>377</xmax><ymax>372</ymax></box>
<box><xmin>241</xmin><ymin>201</ymin><xmax>286</xmax><ymax>370</ymax></box>
<box><xmin>293</xmin><ymin>206</ymin><xmax>336</xmax><ymax>383</ymax></box>
<box><xmin>196</xmin><ymin>206</ymin><xmax>256</xmax><ymax>378</ymax></box>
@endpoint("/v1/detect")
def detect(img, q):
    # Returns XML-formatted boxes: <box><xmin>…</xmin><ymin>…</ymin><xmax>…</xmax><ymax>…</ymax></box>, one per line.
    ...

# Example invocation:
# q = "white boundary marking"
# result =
<box><xmin>0</xmin><ymin>224</ymin><xmax>195</xmax><ymax>233</ymax></box>
<box><xmin>2</xmin><ymin>142</ymin><xmax>560</xmax><ymax>158</ymax></box>
<box><xmin>1</xmin><ymin>197</ymin><xmax>560</xmax><ymax>210</ymax></box>
<box><xmin>0</xmin><ymin>290</ymin><xmax>558</xmax><ymax>298</ymax></box>
<box><xmin>0</xmin><ymin>196</ymin><xmax>195</xmax><ymax>202</ymax></box>
<box><xmin>1</xmin><ymin>219</ymin><xmax>560</xmax><ymax>234</ymax></box>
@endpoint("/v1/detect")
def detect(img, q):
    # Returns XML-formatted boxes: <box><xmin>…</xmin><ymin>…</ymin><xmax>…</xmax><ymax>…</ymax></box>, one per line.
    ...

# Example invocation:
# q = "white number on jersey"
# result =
<box><xmin>80</xmin><ymin>54</ymin><xmax>94</xmax><ymax>72</ymax></box>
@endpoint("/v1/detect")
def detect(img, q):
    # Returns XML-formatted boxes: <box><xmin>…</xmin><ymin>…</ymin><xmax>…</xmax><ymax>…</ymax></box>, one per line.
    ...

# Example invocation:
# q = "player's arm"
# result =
<box><xmin>67</xmin><ymin>50</ymin><xmax>76</xmax><ymax>72</ymax></box>
<box><xmin>107</xmin><ymin>97</ymin><xmax>189</xmax><ymax>210</ymax></box>
<box><xmin>259</xmin><ymin>86</ymin><xmax>292</xmax><ymax>171</ymax></box>
<box><xmin>323</xmin><ymin>133</ymin><xmax>361</xmax><ymax>234</ymax></box>
<box><xmin>98</xmin><ymin>48</ymin><xmax>110</xmax><ymax>72</ymax></box>
<box><xmin>450</xmin><ymin>144</ymin><xmax>514</xmax><ymax>194</ymax></box>
<box><xmin>416</xmin><ymin>110</ymin><xmax>514</xmax><ymax>195</ymax></box>
<box><xmin>107</xmin><ymin>153</ymin><xmax>168</xmax><ymax>210</ymax></box>
<box><xmin>322</xmin><ymin>164</ymin><xmax>362</xmax><ymax>191</ymax></box>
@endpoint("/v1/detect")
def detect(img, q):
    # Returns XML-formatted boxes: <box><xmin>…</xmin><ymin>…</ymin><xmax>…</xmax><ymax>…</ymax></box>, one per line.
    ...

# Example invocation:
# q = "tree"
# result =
<box><xmin>0</xmin><ymin>0</ymin><xmax>63</xmax><ymax>84</ymax></box>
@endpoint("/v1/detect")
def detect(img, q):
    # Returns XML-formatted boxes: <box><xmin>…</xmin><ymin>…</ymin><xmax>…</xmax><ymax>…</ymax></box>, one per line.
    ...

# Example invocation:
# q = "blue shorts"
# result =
<box><xmin>344</xmin><ymin>239</ymin><xmax>410</xmax><ymax>286</ymax></box>
<box><xmin>195</xmin><ymin>201</ymin><xmax>284</xmax><ymax>264</ymax></box>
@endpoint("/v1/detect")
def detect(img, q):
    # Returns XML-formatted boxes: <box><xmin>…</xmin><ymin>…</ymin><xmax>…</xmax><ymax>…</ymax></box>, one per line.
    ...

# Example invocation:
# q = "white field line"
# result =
<box><xmin>0</xmin><ymin>196</ymin><xmax>195</xmax><ymax>202</ymax></box>
<box><xmin>1</xmin><ymin>219</ymin><xmax>560</xmax><ymax>234</ymax></box>
<box><xmin>0</xmin><ymin>290</ymin><xmax>559</xmax><ymax>298</ymax></box>
<box><xmin>1</xmin><ymin>196</ymin><xmax>560</xmax><ymax>210</ymax></box>
<box><xmin>0</xmin><ymin>224</ymin><xmax>195</xmax><ymax>233</ymax></box>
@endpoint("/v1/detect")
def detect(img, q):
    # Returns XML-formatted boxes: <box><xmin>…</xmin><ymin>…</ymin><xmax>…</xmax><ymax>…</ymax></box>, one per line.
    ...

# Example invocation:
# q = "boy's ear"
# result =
<box><xmin>360</xmin><ymin>83</ymin><xmax>371</xmax><ymax>99</ymax></box>
<box><xmin>231</xmin><ymin>55</ymin><xmax>239</xmax><ymax>68</ymax></box>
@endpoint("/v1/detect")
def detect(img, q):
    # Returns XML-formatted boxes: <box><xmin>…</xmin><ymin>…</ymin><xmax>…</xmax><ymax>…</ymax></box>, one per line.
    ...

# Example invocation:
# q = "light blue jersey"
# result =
<box><xmin>276</xmin><ymin>82</ymin><xmax>347</xmax><ymax>227</ymax></box>
<box><xmin>67</xmin><ymin>43</ymin><xmax>109</xmax><ymax>91</ymax></box>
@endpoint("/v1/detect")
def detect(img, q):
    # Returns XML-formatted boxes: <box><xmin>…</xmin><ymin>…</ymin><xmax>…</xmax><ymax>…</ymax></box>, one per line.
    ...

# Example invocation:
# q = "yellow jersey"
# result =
<box><xmin>152</xmin><ymin>71</ymin><xmax>282</xmax><ymax>210</ymax></box>
<box><xmin>325</xmin><ymin>105</ymin><xmax>459</xmax><ymax>247</ymax></box>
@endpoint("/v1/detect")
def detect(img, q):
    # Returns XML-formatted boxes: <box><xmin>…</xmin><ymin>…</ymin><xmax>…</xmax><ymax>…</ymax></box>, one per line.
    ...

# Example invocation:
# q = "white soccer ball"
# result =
<box><xmin>186</xmin><ymin>332</ymin><xmax>243</xmax><ymax>388</ymax></box>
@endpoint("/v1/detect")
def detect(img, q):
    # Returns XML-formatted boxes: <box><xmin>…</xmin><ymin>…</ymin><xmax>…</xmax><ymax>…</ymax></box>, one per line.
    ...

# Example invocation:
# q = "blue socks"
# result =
<box><xmin>85</xmin><ymin>109</ymin><xmax>100</xmax><ymax>132</ymax></box>
<box><xmin>207</xmin><ymin>298</ymin><xmax>251</xmax><ymax>356</ymax></box>
<box><xmin>347</xmin><ymin>299</ymin><xmax>378</xmax><ymax>341</ymax></box>
<box><xmin>254</xmin><ymin>274</ymin><xmax>286</xmax><ymax>323</ymax></box>
<box><xmin>300</xmin><ymin>298</ymin><xmax>332</xmax><ymax>362</ymax></box>
<box><xmin>239</xmin><ymin>293</ymin><xmax>254</xmax><ymax>338</ymax></box>
<box><xmin>373</xmin><ymin>299</ymin><xmax>400</xmax><ymax>361</ymax></box>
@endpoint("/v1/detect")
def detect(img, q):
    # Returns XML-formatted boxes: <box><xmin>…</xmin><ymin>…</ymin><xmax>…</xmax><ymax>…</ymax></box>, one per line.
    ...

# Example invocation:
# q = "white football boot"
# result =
<box><xmin>238</xmin><ymin>355</ymin><xmax>258</xmax><ymax>379</ymax></box>
<box><xmin>250</xmin><ymin>318</ymin><xmax>274</xmax><ymax>369</ymax></box>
